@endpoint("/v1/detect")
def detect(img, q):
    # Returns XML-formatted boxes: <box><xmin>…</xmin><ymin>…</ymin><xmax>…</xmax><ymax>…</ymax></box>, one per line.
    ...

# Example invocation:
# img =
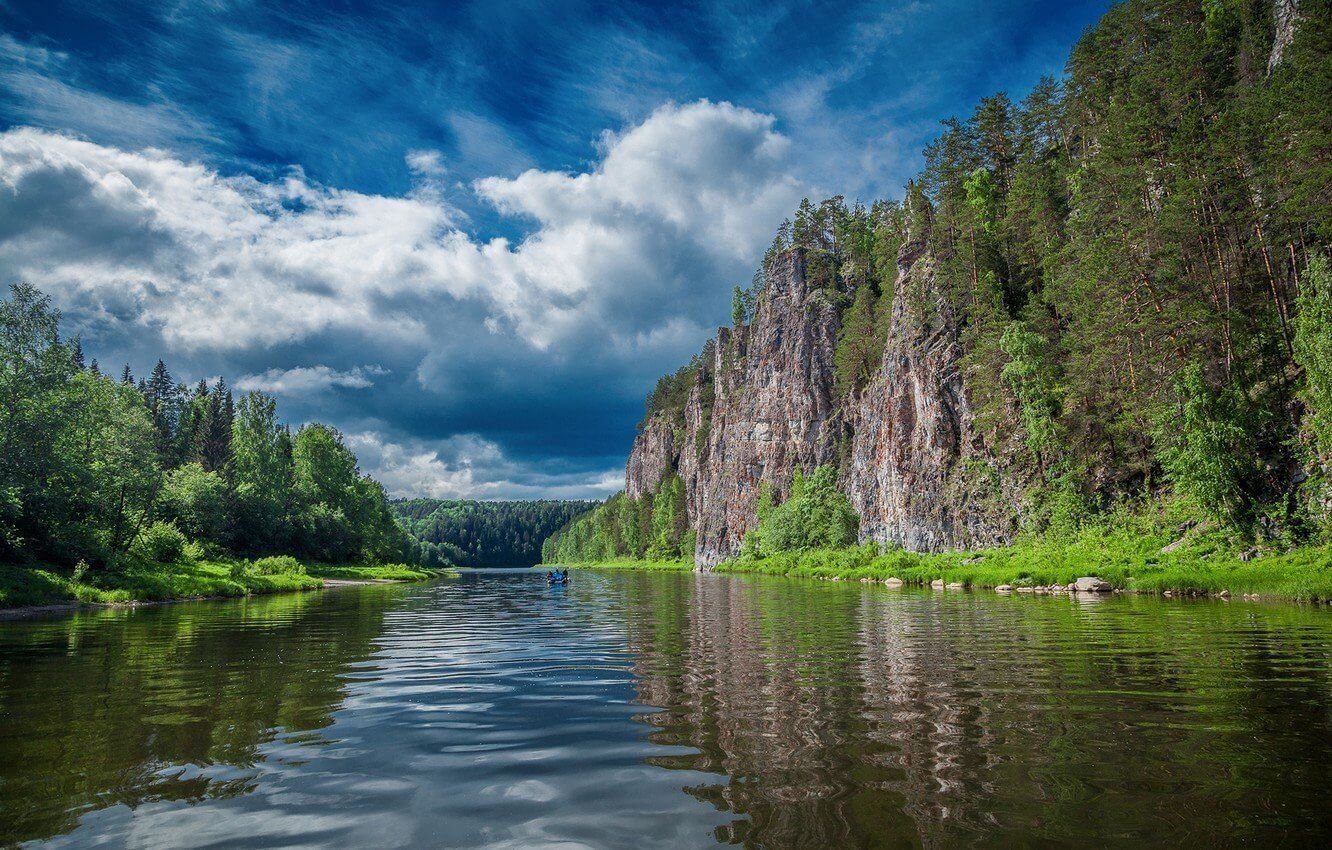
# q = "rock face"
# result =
<box><xmin>844</xmin><ymin>241</ymin><xmax>1017</xmax><ymax>552</ymax></box>
<box><xmin>625</xmin><ymin>416</ymin><xmax>675</xmax><ymax>501</ymax></box>
<box><xmin>622</xmin><ymin>241</ymin><xmax>1019</xmax><ymax>569</ymax></box>
<box><xmin>1269</xmin><ymin>0</ymin><xmax>1301</xmax><ymax>73</ymax></box>
<box><xmin>690</xmin><ymin>249</ymin><xmax>841</xmax><ymax>566</ymax></box>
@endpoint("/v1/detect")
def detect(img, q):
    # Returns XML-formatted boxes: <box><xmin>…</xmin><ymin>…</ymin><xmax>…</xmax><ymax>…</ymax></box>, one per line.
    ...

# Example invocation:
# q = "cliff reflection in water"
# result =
<box><xmin>621</xmin><ymin>572</ymin><xmax>1332</xmax><ymax>848</ymax></box>
<box><xmin>0</xmin><ymin>588</ymin><xmax>401</xmax><ymax>846</ymax></box>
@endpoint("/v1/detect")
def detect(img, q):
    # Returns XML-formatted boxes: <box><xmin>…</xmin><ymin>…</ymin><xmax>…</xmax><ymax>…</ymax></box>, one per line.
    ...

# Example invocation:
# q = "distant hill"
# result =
<box><xmin>393</xmin><ymin>499</ymin><xmax>598</xmax><ymax>567</ymax></box>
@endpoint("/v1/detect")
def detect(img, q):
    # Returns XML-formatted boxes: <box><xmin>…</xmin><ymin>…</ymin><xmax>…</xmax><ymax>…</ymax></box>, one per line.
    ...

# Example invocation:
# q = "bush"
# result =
<box><xmin>748</xmin><ymin>466</ymin><xmax>859</xmax><ymax>557</ymax></box>
<box><xmin>133</xmin><ymin>521</ymin><xmax>189</xmax><ymax>564</ymax></box>
<box><xmin>248</xmin><ymin>555</ymin><xmax>307</xmax><ymax>576</ymax></box>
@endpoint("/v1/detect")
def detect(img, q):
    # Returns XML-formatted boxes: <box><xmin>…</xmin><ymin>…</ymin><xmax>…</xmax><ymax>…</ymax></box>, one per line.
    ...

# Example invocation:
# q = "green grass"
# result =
<box><xmin>547</xmin><ymin>518</ymin><xmax>1332</xmax><ymax>601</ymax></box>
<box><xmin>1</xmin><ymin>556</ymin><xmax>440</xmax><ymax>610</ymax></box>
<box><xmin>306</xmin><ymin>563</ymin><xmax>442</xmax><ymax>581</ymax></box>
<box><xmin>545</xmin><ymin>558</ymin><xmax>694</xmax><ymax>572</ymax></box>
<box><xmin>717</xmin><ymin>530</ymin><xmax>1332</xmax><ymax>601</ymax></box>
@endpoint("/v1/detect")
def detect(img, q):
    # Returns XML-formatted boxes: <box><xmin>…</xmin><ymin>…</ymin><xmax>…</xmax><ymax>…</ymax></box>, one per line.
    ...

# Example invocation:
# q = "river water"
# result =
<box><xmin>1</xmin><ymin>569</ymin><xmax>1330</xmax><ymax>848</ymax></box>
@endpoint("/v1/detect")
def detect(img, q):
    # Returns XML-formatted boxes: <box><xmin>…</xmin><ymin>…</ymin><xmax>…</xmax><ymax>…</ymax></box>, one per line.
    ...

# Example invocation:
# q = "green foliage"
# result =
<box><xmin>393</xmin><ymin>499</ymin><xmax>595</xmax><ymax>567</ymax></box>
<box><xmin>731</xmin><ymin>285</ymin><xmax>747</xmax><ymax>326</ymax></box>
<box><xmin>231</xmin><ymin>391</ymin><xmax>294</xmax><ymax>550</ymax></box>
<box><xmin>999</xmin><ymin>320</ymin><xmax>1061</xmax><ymax>462</ymax></box>
<box><xmin>542</xmin><ymin>478</ymin><xmax>684</xmax><ymax>565</ymax></box>
<box><xmin>1294</xmin><ymin>255</ymin><xmax>1332</xmax><ymax>462</ymax></box>
<box><xmin>1155</xmin><ymin>363</ymin><xmax>1257</xmax><ymax>526</ymax></box>
<box><xmin>647</xmin><ymin>474</ymin><xmax>689</xmax><ymax>560</ymax></box>
<box><xmin>133</xmin><ymin>521</ymin><xmax>189</xmax><ymax>565</ymax></box>
<box><xmin>0</xmin><ymin>283</ymin><xmax>418</xmax><ymax>587</ymax></box>
<box><xmin>248</xmin><ymin>555</ymin><xmax>307</xmax><ymax>576</ymax></box>
<box><xmin>52</xmin><ymin>372</ymin><xmax>162</xmax><ymax>563</ymax></box>
<box><xmin>745</xmin><ymin>466</ymin><xmax>858</xmax><ymax>557</ymax></box>
<box><xmin>963</xmin><ymin>167</ymin><xmax>999</xmax><ymax>237</ymax></box>
<box><xmin>159</xmin><ymin>463</ymin><xmax>228</xmax><ymax>544</ymax></box>
<box><xmin>833</xmin><ymin>282</ymin><xmax>885</xmax><ymax>399</ymax></box>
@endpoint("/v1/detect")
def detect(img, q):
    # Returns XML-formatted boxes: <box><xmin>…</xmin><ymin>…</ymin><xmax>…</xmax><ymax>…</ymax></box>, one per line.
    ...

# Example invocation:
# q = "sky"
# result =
<box><xmin>0</xmin><ymin>0</ymin><xmax>1112</xmax><ymax>500</ymax></box>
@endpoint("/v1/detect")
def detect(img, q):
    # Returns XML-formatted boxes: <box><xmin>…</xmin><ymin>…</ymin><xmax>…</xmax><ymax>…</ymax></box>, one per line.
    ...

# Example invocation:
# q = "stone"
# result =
<box><xmin>1160</xmin><ymin>536</ymin><xmax>1188</xmax><ymax>554</ymax></box>
<box><xmin>946</xmin><ymin>582</ymin><xmax>964</xmax><ymax>590</ymax></box>
<box><xmin>883</xmin><ymin>577</ymin><xmax>904</xmax><ymax>587</ymax></box>
<box><xmin>622</xmin><ymin>240</ymin><xmax>1026</xmax><ymax>569</ymax></box>
<box><xmin>995</xmin><ymin>584</ymin><xmax>1013</xmax><ymax>592</ymax></box>
<box><xmin>1073</xmin><ymin>576</ymin><xmax>1112</xmax><ymax>593</ymax></box>
<box><xmin>1016</xmin><ymin>586</ymin><xmax>1035</xmax><ymax>594</ymax></box>
<box><xmin>930</xmin><ymin>579</ymin><xmax>945</xmax><ymax>589</ymax></box>
<box><xmin>845</xmin><ymin>241</ymin><xmax>1021</xmax><ymax>555</ymax></box>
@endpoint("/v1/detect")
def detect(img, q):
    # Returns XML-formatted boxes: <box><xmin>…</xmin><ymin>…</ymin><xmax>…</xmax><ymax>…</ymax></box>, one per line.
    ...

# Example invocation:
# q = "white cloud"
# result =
<box><xmin>235</xmin><ymin>364</ymin><xmax>387</xmax><ymax>395</ymax></box>
<box><xmin>0</xmin><ymin>99</ymin><xmax>804</xmax><ymax>355</ymax></box>
<box><xmin>344</xmin><ymin>431</ymin><xmax>621</xmax><ymax>500</ymax></box>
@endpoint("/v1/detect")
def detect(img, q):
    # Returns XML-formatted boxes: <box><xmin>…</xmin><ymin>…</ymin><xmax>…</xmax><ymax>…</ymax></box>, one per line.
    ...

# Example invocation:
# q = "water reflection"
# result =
<box><xmin>2</xmin><ymin>571</ymin><xmax>1331</xmax><ymax>848</ymax></box>
<box><xmin>0</xmin><ymin>587</ymin><xmax>403</xmax><ymax>845</ymax></box>
<box><xmin>624</xmin><ymin>573</ymin><xmax>1332</xmax><ymax>847</ymax></box>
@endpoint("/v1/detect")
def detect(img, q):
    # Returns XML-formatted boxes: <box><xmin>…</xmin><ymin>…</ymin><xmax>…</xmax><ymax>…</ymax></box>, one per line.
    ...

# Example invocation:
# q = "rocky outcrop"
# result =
<box><xmin>626</xmin><ymin>416</ymin><xmax>676</xmax><ymax>500</ymax></box>
<box><xmin>622</xmin><ymin>240</ymin><xmax>1017</xmax><ymax>568</ymax></box>
<box><xmin>845</xmin><ymin>242</ymin><xmax>1017</xmax><ymax>552</ymax></box>
<box><xmin>689</xmin><ymin>249</ymin><xmax>841</xmax><ymax>566</ymax></box>
<box><xmin>1269</xmin><ymin>0</ymin><xmax>1301</xmax><ymax>73</ymax></box>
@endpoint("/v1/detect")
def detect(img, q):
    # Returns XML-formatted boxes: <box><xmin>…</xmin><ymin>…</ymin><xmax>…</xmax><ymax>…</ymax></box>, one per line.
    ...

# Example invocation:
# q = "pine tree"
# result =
<box><xmin>70</xmin><ymin>337</ymin><xmax>85</xmax><ymax>370</ymax></box>
<box><xmin>145</xmin><ymin>360</ymin><xmax>181</xmax><ymax>467</ymax></box>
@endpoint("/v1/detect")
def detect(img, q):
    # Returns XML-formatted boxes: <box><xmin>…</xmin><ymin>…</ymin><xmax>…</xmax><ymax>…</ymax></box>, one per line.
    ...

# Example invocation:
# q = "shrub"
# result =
<box><xmin>134</xmin><ymin>521</ymin><xmax>189</xmax><ymax>564</ymax></box>
<box><xmin>750</xmin><ymin>466</ymin><xmax>859</xmax><ymax>557</ymax></box>
<box><xmin>249</xmin><ymin>555</ymin><xmax>307</xmax><ymax>576</ymax></box>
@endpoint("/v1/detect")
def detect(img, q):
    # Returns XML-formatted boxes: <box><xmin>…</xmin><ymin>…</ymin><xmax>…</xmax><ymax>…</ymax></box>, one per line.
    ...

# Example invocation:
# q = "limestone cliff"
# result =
<box><xmin>625</xmin><ymin>242</ymin><xmax>1016</xmax><ymax>568</ymax></box>
<box><xmin>844</xmin><ymin>242</ymin><xmax>1017</xmax><ymax>552</ymax></box>
<box><xmin>690</xmin><ymin>249</ymin><xmax>842</xmax><ymax>566</ymax></box>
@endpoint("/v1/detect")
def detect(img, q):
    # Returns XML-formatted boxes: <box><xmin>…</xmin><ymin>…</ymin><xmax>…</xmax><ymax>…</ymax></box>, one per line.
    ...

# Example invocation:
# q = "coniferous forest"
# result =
<box><xmin>545</xmin><ymin>0</ymin><xmax>1332</xmax><ymax>591</ymax></box>
<box><xmin>394</xmin><ymin>499</ymin><xmax>595</xmax><ymax>567</ymax></box>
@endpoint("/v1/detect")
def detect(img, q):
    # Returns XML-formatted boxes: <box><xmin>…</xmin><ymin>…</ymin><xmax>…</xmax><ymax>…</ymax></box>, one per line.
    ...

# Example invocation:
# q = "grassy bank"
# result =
<box><xmin>554</xmin><ymin>521</ymin><xmax>1332</xmax><ymax>602</ymax></box>
<box><xmin>546</xmin><ymin>558</ymin><xmax>694</xmax><ymax>572</ymax></box>
<box><xmin>718</xmin><ymin>540</ymin><xmax>1332</xmax><ymax>601</ymax></box>
<box><xmin>0</xmin><ymin>557</ymin><xmax>439</xmax><ymax>610</ymax></box>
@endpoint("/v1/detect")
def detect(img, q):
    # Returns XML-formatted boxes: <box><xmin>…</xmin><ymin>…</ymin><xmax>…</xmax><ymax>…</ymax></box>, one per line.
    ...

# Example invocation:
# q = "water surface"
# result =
<box><xmin>2</xmin><ymin>570</ymin><xmax>1330</xmax><ymax>847</ymax></box>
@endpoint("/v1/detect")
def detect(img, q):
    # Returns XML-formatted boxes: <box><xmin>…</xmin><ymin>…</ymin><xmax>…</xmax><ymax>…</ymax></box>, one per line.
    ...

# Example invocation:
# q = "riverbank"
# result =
<box><xmin>0</xmin><ymin>558</ymin><xmax>441</xmax><ymax>613</ymax></box>
<box><xmin>555</xmin><ymin>525</ymin><xmax>1332</xmax><ymax>602</ymax></box>
<box><xmin>556</xmin><ymin>558</ymin><xmax>694</xmax><ymax>572</ymax></box>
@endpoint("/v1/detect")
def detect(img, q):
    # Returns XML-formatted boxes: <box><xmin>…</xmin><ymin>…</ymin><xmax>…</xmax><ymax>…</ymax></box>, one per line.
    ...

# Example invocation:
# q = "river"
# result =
<box><xmin>1</xmin><ymin>569</ymin><xmax>1330</xmax><ymax>847</ymax></box>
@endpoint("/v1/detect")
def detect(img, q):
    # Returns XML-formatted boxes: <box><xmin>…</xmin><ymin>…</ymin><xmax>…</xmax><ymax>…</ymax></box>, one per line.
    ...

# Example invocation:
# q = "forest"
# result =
<box><xmin>544</xmin><ymin>0</ymin><xmax>1332</xmax><ymax>584</ymax></box>
<box><xmin>1</xmin><ymin>283</ymin><xmax>419</xmax><ymax>604</ymax></box>
<box><xmin>396</xmin><ymin>499</ymin><xmax>595</xmax><ymax>567</ymax></box>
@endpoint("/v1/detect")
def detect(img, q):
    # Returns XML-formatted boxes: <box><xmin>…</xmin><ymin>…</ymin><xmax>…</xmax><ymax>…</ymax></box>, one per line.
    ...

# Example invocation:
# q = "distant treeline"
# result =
<box><xmin>1</xmin><ymin>283</ymin><xmax>417</xmax><ymax>570</ymax></box>
<box><xmin>394</xmin><ymin>499</ymin><xmax>596</xmax><ymax>567</ymax></box>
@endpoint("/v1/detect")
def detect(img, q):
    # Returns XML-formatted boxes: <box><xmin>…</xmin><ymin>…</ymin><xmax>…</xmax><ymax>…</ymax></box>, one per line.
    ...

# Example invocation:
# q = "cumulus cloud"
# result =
<box><xmin>344</xmin><ymin>431</ymin><xmax>622</xmax><ymax>500</ymax></box>
<box><xmin>0</xmin><ymin>100</ymin><xmax>806</xmax><ymax>497</ymax></box>
<box><xmin>236</xmin><ymin>364</ymin><xmax>387</xmax><ymax>395</ymax></box>
<box><xmin>0</xmin><ymin>99</ymin><xmax>802</xmax><ymax>353</ymax></box>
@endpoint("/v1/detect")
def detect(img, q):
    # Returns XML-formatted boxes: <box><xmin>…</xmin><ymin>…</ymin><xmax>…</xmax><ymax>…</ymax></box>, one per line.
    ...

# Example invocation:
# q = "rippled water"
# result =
<box><xmin>2</xmin><ymin>570</ymin><xmax>1331</xmax><ymax>848</ymax></box>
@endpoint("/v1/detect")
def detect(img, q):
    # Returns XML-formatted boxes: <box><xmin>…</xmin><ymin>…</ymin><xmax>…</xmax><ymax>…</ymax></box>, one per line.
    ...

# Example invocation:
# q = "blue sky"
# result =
<box><xmin>0</xmin><ymin>0</ymin><xmax>1111</xmax><ymax>499</ymax></box>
